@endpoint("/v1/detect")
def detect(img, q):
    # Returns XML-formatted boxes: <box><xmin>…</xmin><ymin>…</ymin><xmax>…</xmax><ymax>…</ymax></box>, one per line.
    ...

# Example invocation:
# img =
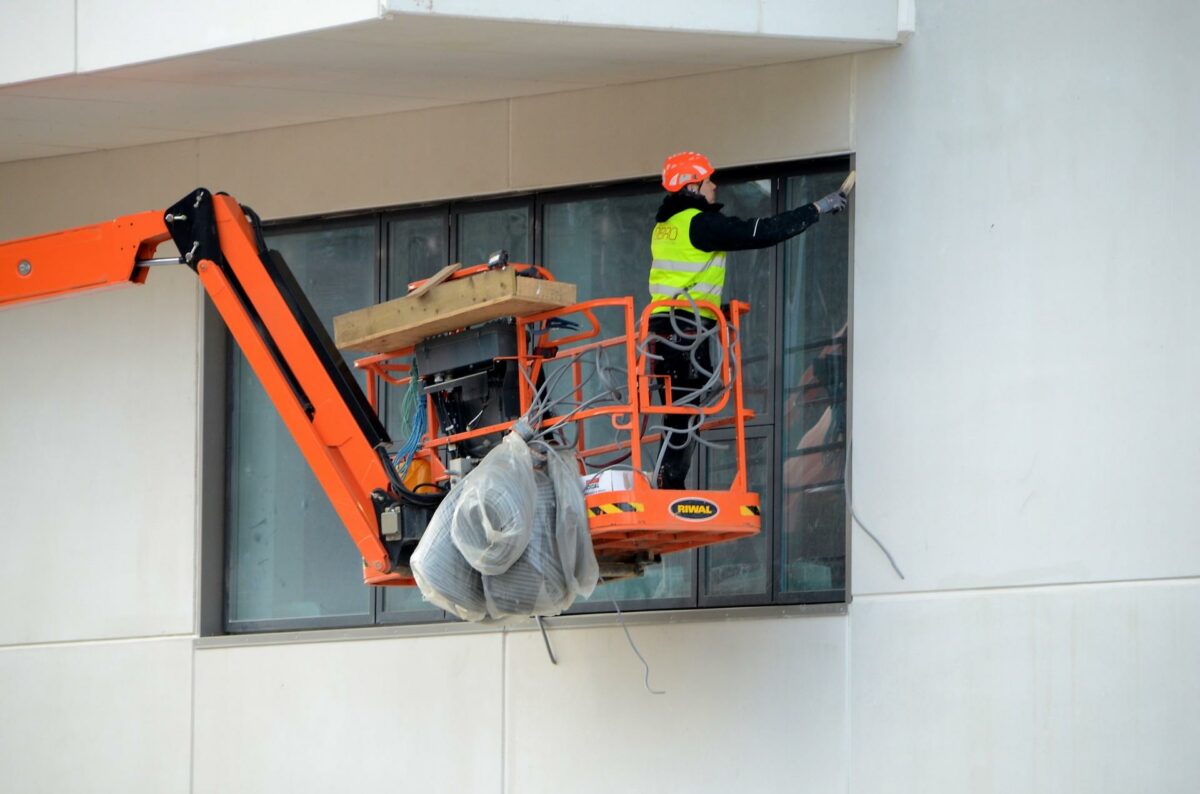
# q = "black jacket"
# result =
<box><xmin>654</xmin><ymin>191</ymin><xmax>820</xmax><ymax>252</ymax></box>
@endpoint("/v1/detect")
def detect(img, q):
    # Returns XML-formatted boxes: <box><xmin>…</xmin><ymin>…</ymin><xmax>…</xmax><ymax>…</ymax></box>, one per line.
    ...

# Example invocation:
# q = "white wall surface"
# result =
<box><xmin>0</xmin><ymin>0</ymin><xmax>909</xmax><ymax>87</ymax></box>
<box><xmin>76</xmin><ymin>0</ymin><xmax>381</xmax><ymax>71</ymax></box>
<box><xmin>851</xmin><ymin>579</ymin><xmax>1200</xmax><ymax>793</ymax></box>
<box><xmin>386</xmin><ymin>0</ymin><xmax>908</xmax><ymax>41</ymax></box>
<box><xmin>0</xmin><ymin>267</ymin><xmax>199</xmax><ymax>645</ymax></box>
<box><xmin>849</xmin><ymin>0</ymin><xmax>1200</xmax><ymax>595</ymax></box>
<box><xmin>190</xmin><ymin>616</ymin><xmax>846</xmax><ymax>794</ymax></box>
<box><xmin>0</xmin><ymin>638</ymin><xmax>193</xmax><ymax>793</ymax></box>
<box><xmin>3</xmin><ymin>0</ymin><xmax>382</xmax><ymax>81</ymax></box>
<box><xmin>0</xmin><ymin>0</ymin><xmax>75</xmax><ymax>84</ymax></box>
<box><xmin>504</xmin><ymin>616</ymin><xmax>847</xmax><ymax>792</ymax></box>
<box><xmin>1</xmin><ymin>0</ymin><xmax>1199</xmax><ymax>790</ymax></box>
<box><xmin>193</xmin><ymin>633</ymin><xmax>505</xmax><ymax>792</ymax></box>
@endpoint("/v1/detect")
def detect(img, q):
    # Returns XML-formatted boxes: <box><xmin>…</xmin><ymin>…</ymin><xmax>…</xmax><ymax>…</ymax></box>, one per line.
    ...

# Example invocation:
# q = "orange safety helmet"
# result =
<box><xmin>661</xmin><ymin>151</ymin><xmax>713</xmax><ymax>193</ymax></box>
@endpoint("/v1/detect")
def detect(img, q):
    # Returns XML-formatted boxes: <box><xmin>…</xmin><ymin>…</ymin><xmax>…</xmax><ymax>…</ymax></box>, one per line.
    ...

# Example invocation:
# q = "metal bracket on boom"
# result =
<box><xmin>164</xmin><ymin>188</ymin><xmax>221</xmax><ymax>270</ymax></box>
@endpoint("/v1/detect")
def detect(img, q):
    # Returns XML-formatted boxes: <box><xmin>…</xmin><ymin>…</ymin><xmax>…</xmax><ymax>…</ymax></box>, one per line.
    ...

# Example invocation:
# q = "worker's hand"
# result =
<box><xmin>812</xmin><ymin>191</ymin><xmax>848</xmax><ymax>215</ymax></box>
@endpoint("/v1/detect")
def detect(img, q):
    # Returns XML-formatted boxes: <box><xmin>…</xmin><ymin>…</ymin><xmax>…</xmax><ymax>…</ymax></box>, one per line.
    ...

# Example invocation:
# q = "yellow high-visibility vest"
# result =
<box><xmin>648</xmin><ymin>207</ymin><xmax>727</xmax><ymax>320</ymax></box>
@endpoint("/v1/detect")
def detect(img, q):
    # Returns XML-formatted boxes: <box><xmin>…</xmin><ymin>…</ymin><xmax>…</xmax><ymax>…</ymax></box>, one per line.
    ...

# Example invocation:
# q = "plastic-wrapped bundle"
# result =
<box><xmin>483</xmin><ymin>469</ymin><xmax>569</xmax><ymax>617</ymax></box>
<box><xmin>483</xmin><ymin>446</ymin><xmax>598</xmax><ymax>618</ymax></box>
<box><xmin>450</xmin><ymin>433</ymin><xmax>536</xmax><ymax>575</ymax></box>
<box><xmin>409</xmin><ymin>483</ymin><xmax>487</xmax><ymax>622</ymax></box>
<box><xmin>411</xmin><ymin>431</ymin><xmax>599</xmax><ymax>621</ymax></box>
<box><xmin>546</xmin><ymin>446</ymin><xmax>599</xmax><ymax>600</ymax></box>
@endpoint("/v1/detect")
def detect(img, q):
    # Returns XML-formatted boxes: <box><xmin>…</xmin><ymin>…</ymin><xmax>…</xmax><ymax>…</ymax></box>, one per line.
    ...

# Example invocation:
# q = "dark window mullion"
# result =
<box><xmin>371</xmin><ymin>212</ymin><xmax>385</xmax><ymax>626</ymax></box>
<box><xmin>772</xmin><ymin>174</ymin><xmax>788</xmax><ymax>604</ymax></box>
<box><xmin>532</xmin><ymin>193</ymin><xmax>545</xmax><ymax>267</ymax></box>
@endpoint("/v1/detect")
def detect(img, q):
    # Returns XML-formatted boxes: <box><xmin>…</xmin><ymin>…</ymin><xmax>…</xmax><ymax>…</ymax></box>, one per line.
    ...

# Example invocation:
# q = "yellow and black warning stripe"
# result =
<box><xmin>589</xmin><ymin>502</ymin><xmax>645</xmax><ymax>516</ymax></box>
<box><xmin>739</xmin><ymin>505</ymin><xmax>761</xmax><ymax>517</ymax></box>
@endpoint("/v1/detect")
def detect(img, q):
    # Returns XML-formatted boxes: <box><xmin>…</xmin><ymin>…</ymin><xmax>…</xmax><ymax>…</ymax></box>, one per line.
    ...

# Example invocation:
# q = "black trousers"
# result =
<box><xmin>648</xmin><ymin>312</ymin><xmax>715</xmax><ymax>489</ymax></box>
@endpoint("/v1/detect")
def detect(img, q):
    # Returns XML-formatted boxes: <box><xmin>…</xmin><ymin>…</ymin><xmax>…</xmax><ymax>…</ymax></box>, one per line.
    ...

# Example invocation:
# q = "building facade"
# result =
<box><xmin>1</xmin><ymin>1</ymin><xmax>1198</xmax><ymax>791</ymax></box>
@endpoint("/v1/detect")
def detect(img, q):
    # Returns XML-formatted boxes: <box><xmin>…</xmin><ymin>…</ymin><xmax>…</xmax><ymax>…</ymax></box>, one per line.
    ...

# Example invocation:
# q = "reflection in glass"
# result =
<box><xmin>383</xmin><ymin>583</ymin><xmax>441</xmax><ymax>617</ymax></box>
<box><xmin>703</xmin><ymin>433</ymin><xmax>771</xmax><ymax>599</ymax></box>
<box><xmin>227</xmin><ymin>224</ymin><xmax>377</xmax><ymax>624</ymax></box>
<box><xmin>586</xmin><ymin>551</ymin><xmax>695</xmax><ymax>605</ymax></box>
<box><xmin>780</xmin><ymin>173</ymin><xmax>850</xmax><ymax>595</ymax></box>
<box><xmin>387</xmin><ymin>213</ymin><xmax>447</xmax><ymax>301</ymax></box>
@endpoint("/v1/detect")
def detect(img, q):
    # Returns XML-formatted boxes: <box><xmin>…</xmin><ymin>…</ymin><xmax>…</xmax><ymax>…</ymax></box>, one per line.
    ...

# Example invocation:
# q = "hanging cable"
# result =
<box><xmin>844</xmin><ymin>440</ymin><xmax>905</xmax><ymax>580</ymax></box>
<box><xmin>598</xmin><ymin>576</ymin><xmax>665</xmax><ymax>695</ymax></box>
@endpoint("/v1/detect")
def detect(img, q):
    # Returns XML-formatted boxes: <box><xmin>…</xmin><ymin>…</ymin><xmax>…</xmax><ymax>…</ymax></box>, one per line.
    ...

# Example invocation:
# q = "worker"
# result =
<box><xmin>649</xmin><ymin>151</ymin><xmax>848</xmax><ymax>489</ymax></box>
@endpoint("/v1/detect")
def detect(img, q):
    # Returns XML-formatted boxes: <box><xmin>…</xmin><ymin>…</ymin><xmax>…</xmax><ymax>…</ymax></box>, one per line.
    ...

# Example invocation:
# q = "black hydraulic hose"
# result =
<box><xmin>375</xmin><ymin>446</ymin><xmax>445</xmax><ymax>508</ymax></box>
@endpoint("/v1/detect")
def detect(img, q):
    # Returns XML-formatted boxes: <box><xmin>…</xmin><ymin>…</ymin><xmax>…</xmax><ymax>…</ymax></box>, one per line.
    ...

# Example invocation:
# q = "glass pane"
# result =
<box><xmin>382</xmin><ymin>585</ymin><xmax>443</xmax><ymax>619</ymax></box>
<box><xmin>582</xmin><ymin>551</ymin><xmax>696</xmax><ymax>606</ymax></box>
<box><xmin>382</xmin><ymin>213</ymin><xmax>450</xmax><ymax>619</ymax></box>
<box><xmin>458</xmin><ymin>206</ymin><xmax>530</xmax><ymax>266</ymax></box>
<box><xmin>543</xmin><ymin>190</ymin><xmax>663</xmax><ymax>465</ymax></box>
<box><xmin>227</xmin><ymin>223</ymin><xmax>377</xmax><ymax>624</ymax></box>
<box><xmin>712</xmin><ymin>179</ymin><xmax>773</xmax><ymax>419</ymax></box>
<box><xmin>702</xmin><ymin>433</ymin><xmax>771</xmax><ymax>599</ymax></box>
<box><xmin>545</xmin><ymin>190</ymin><xmax>695</xmax><ymax>605</ymax></box>
<box><xmin>780</xmin><ymin>172</ymin><xmax>850</xmax><ymax>596</ymax></box>
<box><xmin>543</xmin><ymin>190</ymin><xmax>660</xmax><ymax>312</ymax></box>
<box><xmin>388</xmin><ymin>213</ymin><xmax>448</xmax><ymax>301</ymax></box>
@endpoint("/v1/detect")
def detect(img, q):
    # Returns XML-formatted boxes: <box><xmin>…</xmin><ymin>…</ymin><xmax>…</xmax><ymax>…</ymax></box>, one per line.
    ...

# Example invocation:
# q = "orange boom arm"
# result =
<box><xmin>0</xmin><ymin>189</ymin><xmax>413</xmax><ymax>586</ymax></box>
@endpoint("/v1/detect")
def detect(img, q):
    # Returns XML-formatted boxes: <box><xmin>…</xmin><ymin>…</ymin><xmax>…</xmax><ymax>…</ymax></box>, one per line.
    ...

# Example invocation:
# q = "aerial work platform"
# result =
<box><xmin>342</xmin><ymin>268</ymin><xmax>760</xmax><ymax>573</ymax></box>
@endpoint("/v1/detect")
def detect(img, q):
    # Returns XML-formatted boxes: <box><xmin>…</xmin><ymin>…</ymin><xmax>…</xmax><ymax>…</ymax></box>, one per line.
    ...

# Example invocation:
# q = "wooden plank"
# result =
<box><xmin>334</xmin><ymin>268</ymin><xmax>577</xmax><ymax>354</ymax></box>
<box><xmin>406</xmin><ymin>262</ymin><xmax>460</xmax><ymax>299</ymax></box>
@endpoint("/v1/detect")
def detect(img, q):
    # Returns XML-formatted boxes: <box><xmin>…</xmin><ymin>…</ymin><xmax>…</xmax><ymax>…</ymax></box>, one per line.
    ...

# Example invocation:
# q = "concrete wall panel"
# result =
<box><xmin>0</xmin><ymin>1</ymin><xmax>74</xmax><ymax>85</ymax></box>
<box><xmin>76</xmin><ymin>0</ymin><xmax>381</xmax><ymax>72</ymax></box>
<box><xmin>195</xmin><ymin>100</ymin><xmax>511</xmax><ymax>220</ymax></box>
<box><xmin>0</xmin><ymin>138</ymin><xmax>199</xmax><ymax>238</ymax></box>
<box><xmin>510</xmin><ymin>58</ymin><xmax>852</xmax><ymax>190</ymax></box>
<box><xmin>193</xmin><ymin>634</ymin><xmax>504</xmax><ymax>793</ymax></box>
<box><xmin>0</xmin><ymin>638</ymin><xmax>192</xmax><ymax>793</ymax></box>
<box><xmin>849</xmin><ymin>0</ymin><xmax>1200</xmax><ymax>595</ymax></box>
<box><xmin>0</xmin><ymin>268</ymin><xmax>199</xmax><ymax>644</ymax></box>
<box><xmin>505</xmin><ymin>616</ymin><xmax>848</xmax><ymax>793</ymax></box>
<box><xmin>850</xmin><ymin>580</ymin><xmax>1200</xmax><ymax>794</ymax></box>
<box><xmin>388</xmin><ymin>0</ymin><xmax>901</xmax><ymax>40</ymax></box>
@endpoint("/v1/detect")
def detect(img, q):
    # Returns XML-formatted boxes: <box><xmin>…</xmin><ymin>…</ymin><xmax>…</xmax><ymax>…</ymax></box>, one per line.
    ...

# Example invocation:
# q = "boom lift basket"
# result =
<box><xmin>355</xmin><ymin>283</ymin><xmax>761</xmax><ymax>570</ymax></box>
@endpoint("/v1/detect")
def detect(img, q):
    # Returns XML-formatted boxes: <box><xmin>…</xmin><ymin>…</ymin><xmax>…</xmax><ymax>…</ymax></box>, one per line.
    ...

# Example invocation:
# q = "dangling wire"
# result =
<box><xmin>599</xmin><ymin>576</ymin><xmax>665</xmax><ymax>695</ymax></box>
<box><xmin>845</xmin><ymin>440</ymin><xmax>905</xmax><ymax>580</ymax></box>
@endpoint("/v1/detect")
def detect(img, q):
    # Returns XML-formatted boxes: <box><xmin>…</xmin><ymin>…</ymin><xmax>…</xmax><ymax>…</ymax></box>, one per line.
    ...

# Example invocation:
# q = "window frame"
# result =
<box><xmin>214</xmin><ymin>155</ymin><xmax>852</xmax><ymax>635</ymax></box>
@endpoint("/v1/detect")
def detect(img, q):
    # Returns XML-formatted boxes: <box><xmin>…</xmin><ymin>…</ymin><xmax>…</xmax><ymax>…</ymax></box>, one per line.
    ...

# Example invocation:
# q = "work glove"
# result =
<box><xmin>812</xmin><ymin>191</ymin><xmax>848</xmax><ymax>215</ymax></box>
